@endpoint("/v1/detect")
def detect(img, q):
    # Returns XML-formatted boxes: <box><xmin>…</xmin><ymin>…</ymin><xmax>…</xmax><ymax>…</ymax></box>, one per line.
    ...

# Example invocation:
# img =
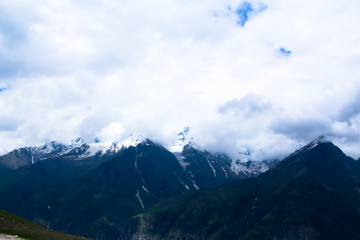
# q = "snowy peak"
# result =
<box><xmin>0</xmin><ymin>131</ymin><xmax>279</xmax><ymax>179</ymax></box>
<box><xmin>0</xmin><ymin>141</ymin><xmax>70</xmax><ymax>169</ymax></box>
<box><xmin>169</xmin><ymin>126</ymin><xmax>194</xmax><ymax>152</ymax></box>
<box><xmin>117</xmin><ymin>134</ymin><xmax>146</xmax><ymax>149</ymax></box>
<box><xmin>301</xmin><ymin>135</ymin><xmax>328</xmax><ymax>150</ymax></box>
<box><xmin>229</xmin><ymin>136</ymin><xmax>330</xmax><ymax>177</ymax></box>
<box><xmin>82</xmin><ymin>135</ymin><xmax>147</xmax><ymax>157</ymax></box>
<box><xmin>101</xmin><ymin>135</ymin><xmax>146</xmax><ymax>153</ymax></box>
<box><xmin>177</xmin><ymin>126</ymin><xmax>192</xmax><ymax>144</ymax></box>
<box><xmin>38</xmin><ymin>141</ymin><xmax>68</xmax><ymax>153</ymax></box>
<box><xmin>69</xmin><ymin>137</ymin><xmax>86</xmax><ymax>148</ymax></box>
<box><xmin>62</xmin><ymin>135</ymin><xmax>147</xmax><ymax>159</ymax></box>
<box><xmin>25</xmin><ymin>141</ymin><xmax>69</xmax><ymax>161</ymax></box>
<box><xmin>288</xmin><ymin>135</ymin><xmax>330</xmax><ymax>158</ymax></box>
<box><xmin>168</xmin><ymin>127</ymin><xmax>278</xmax><ymax>179</ymax></box>
<box><xmin>0</xmin><ymin>135</ymin><xmax>150</xmax><ymax>169</ymax></box>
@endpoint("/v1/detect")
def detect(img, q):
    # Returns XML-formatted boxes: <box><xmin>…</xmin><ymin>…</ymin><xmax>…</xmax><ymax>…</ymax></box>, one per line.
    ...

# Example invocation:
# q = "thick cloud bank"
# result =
<box><xmin>0</xmin><ymin>0</ymin><xmax>359</xmax><ymax>160</ymax></box>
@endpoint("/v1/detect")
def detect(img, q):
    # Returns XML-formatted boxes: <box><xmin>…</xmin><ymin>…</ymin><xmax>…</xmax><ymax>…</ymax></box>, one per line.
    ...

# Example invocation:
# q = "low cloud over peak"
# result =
<box><xmin>0</xmin><ymin>0</ymin><xmax>359</xmax><ymax>160</ymax></box>
<box><xmin>218</xmin><ymin>93</ymin><xmax>272</xmax><ymax>117</ymax></box>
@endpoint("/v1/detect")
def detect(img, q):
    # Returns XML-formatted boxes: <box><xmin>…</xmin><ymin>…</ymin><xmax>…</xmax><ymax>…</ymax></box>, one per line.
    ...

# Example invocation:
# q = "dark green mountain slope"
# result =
<box><xmin>0</xmin><ymin>140</ymin><xmax>198</xmax><ymax>239</ymax></box>
<box><xmin>0</xmin><ymin>154</ymin><xmax>103</xmax><ymax>216</ymax></box>
<box><xmin>46</xmin><ymin>140</ymin><xmax>197</xmax><ymax>239</ymax></box>
<box><xmin>0</xmin><ymin>163</ymin><xmax>10</xmax><ymax>175</ymax></box>
<box><xmin>0</xmin><ymin>209</ymin><xmax>88</xmax><ymax>240</ymax></box>
<box><xmin>0</xmin><ymin>138</ymin><xmax>273</xmax><ymax>239</ymax></box>
<box><xmin>121</xmin><ymin>141</ymin><xmax>360</xmax><ymax>240</ymax></box>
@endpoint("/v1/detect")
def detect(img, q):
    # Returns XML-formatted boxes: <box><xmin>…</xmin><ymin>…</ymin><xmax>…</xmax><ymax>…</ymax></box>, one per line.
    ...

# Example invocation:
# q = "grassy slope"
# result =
<box><xmin>0</xmin><ymin>210</ymin><xmax>90</xmax><ymax>240</ymax></box>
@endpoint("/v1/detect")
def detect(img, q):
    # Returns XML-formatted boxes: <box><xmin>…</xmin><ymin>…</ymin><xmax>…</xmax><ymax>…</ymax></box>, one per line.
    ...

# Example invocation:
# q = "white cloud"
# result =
<box><xmin>219</xmin><ymin>93</ymin><xmax>272</xmax><ymax>116</ymax></box>
<box><xmin>0</xmin><ymin>0</ymin><xmax>359</xmax><ymax>160</ymax></box>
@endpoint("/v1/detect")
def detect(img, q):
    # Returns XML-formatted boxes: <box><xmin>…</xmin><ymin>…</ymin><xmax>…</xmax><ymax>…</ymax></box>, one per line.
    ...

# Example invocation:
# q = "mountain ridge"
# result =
<box><xmin>0</xmin><ymin>138</ymin><xmax>260</xmax><ymax>239</ymax></box>
<box><xmin>0</xmin><ymin>134</ymin><xmax>276</xmax><ymax>180</ymax></box>
<box><xmin>121</xmin><ymin>140</ymin><xmax>360</xmax><ymax>240</ymax></box>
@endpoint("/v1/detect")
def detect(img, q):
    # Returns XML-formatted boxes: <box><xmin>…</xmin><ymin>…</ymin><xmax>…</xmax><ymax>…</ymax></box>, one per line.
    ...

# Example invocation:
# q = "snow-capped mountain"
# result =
<box><xmin>0</xmin><ymin>138</ymin><xmax>197</xmax><ymax>240</ymax></box>
<box><xmin>287</xmin><ymin>135</ymin><xmax>327</xmax><ymax>158</ymax></box>
<box><xmin>26</xmin><ymin>141</ymin><xmax>69</xmax><ymax>162</ymax></box>
<box><xmin>0</xmin><ymin>141</ymin><xmax>70</xmax><ymax>169</ymax></box>
<box><xmin>0</xmin><ymin>128</ymin><xmax>278</xmax><ymax>179</ymax></box>
<box><xmin>168</xmin><ymin>127</ymin><xmax>278</xmax><ymax>178</ymax></box>
<box><xmin>0</xmin><ymin>134</ymin><xmax>353</xmax><ymax>240</ymax></box>
<box><xmin>121</xmin><ymin>140</ymin><xmax>360</xmax><ymax>240</ymax></box>
<box><xmin>168</xmin><ymin>126</ymin><xmax>194</xmax><ymax>153</ymax></box>
<box><xmin>0</xmin><ymin>135</ymin><xmax>149</xmax><ymax>169</ymax></box>
<box><xmin>0</xmin><ymin>134</ymin><xmax>270</xmax><ymax>240</ymax></box>
<box><xmin>0</xmin><ymin>132</ymin><xmax>329</xmax><ymax>240</ymax></box>
<box><xmin>57</xmin><ymin>135</ymin><xmax>147</xmax><ymax>160</ymax></box>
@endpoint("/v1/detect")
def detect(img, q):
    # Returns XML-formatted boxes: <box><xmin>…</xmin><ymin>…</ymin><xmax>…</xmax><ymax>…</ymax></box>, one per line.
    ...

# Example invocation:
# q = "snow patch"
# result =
<box><xmin>168</xmin><ymin>126</ymin><xmax>193</xmax><ymax>153</ymax></box>
<box><xmin>69</xmin><ymin>137</ymin><xmax>85</xmax><ymax>148</ymax></box>
<box><xmin>136</xmin><ymin>190</ymin><xmax>145</xmax><ymax>210</ymax></box>
<box><xmin>67</xmin><ymin>134</ymin><xmax>146</xmax><ymax>159</ymax></box>
<box><xmin>173</xmin><ymin>171</ymin><xmax>190</xmax><ymax>190</ymax></box>
<box><xmin>206</xmin><ymin>158</ymin><xmax>217</xmax><ymax>177</ymax></box>
<box><xmin>192</xmin><ymin>180</ymin><xmax>200</xmax><ymax>190</ymax></box>
<box><xmin>221</xmin><ymin>166</ymin><xmax>228</xmax><ymax>180</ymax></box>
<box><xmin>288</xmin><ymin>135</ymin><xmax>328</xmax><ymax>158</ymax></box>
<box><xmin>142</xmin><ymin>185</ymin><xmax>150</xmax><ymax>193</ymax></box>
<box><xmin>134</xmin><ymin>147</ymin><xmax>145</xmax><ymax>185</ymax></box>
<box><xmin>172</xmin><ymin>153</ymin><xmax>189</xmax><ymax>170</ymax></box>
<box><xmin>231</xmin><ymin>159</ymin><xmax>273</xmax><ymax>176</ymax></box>
<box><xmin>120</xmin><ymin>135</ymin><xmax>146</xmax><ymax>148</ymax></box>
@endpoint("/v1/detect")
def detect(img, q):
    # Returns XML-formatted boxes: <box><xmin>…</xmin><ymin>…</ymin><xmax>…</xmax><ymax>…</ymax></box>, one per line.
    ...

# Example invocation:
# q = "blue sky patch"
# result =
<box><xmin>236</xmin><ymin>2</ymin><xmax>253</xmax><ymax>26</ymax></box>
<box><xmin>0</xmin><ymin>57</ymin><xmax>22</xmax><ymax>78</ymax></box>
<box><xmin>0</xmin><ymin>88</ymin><xmax>7</xmax><ymax>92</ymax></box>
<box><xmin>0</xmin><ymin>10</ymin><xmax>27</xmax><ymax>47</ymax></box>
<box><xmin>235</xmin><ymin>2</ymin><xmax>268</xmax><ymax>27</ymax></box>
<box><xmin>279</xmin><ymin>47</ymin><xmax>291</xmax><ymax>56</ymax></box>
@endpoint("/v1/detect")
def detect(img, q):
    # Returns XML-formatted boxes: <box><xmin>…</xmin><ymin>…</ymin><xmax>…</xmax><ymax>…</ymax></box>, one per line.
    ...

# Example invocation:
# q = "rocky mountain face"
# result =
<box><xmin>0</xmin><ymin>141</ymin><xmax>68</xmax><ymax>169</ymax></box>
<box><xmin>121</xmin><ymin>140</ymin><xmax>360</xmax><ymax>240</ymax></box>
<box><xmin>0</xmin><ymin>135</ymin><xmax>275</xmax><ymax>179</ymax></box>
<box><xmin>0</xmin><ymin>136</ymin><xmax>276</xmax><ymax>240</ymax></box>
<box><xmin>0</xmin><ymin>137</ymin><xmax>103</xmax><ymax>170</ymax></box>
<box><xmin>177</xmin><ymin>145</ymin><xmax>244</xmax><ymax>189</ymax></box>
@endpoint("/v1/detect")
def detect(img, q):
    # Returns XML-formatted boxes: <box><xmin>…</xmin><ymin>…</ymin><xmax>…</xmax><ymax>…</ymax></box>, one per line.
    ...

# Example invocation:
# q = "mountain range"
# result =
<box><xmin>121</xmin><ymin>139</ymin><xmax>360</xmax><ymax>240</ymax></box>
<box><xmin>0</xmin><ymin>132</ymin><xmax>275</xmax><ymax>239</ymax></box>
<box><xmin>1</xmin><ymin>134</ymin><xmax>359</xmax><ymax>240</ymax></box>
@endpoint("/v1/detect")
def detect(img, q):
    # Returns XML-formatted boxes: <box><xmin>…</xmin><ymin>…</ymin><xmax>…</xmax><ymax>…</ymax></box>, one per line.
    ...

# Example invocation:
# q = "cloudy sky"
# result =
<box><xmin>0</xmin><ymin>0</ymin><xmax>359</xmax><ymax>160</ymax></box>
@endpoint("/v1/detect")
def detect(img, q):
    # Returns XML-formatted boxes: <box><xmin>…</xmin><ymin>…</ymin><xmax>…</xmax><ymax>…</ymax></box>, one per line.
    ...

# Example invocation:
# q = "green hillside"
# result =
<box><xmin>0</xmin><ymin>209</ymin><xmax>89</xmax><ymax>240</ymax></box>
